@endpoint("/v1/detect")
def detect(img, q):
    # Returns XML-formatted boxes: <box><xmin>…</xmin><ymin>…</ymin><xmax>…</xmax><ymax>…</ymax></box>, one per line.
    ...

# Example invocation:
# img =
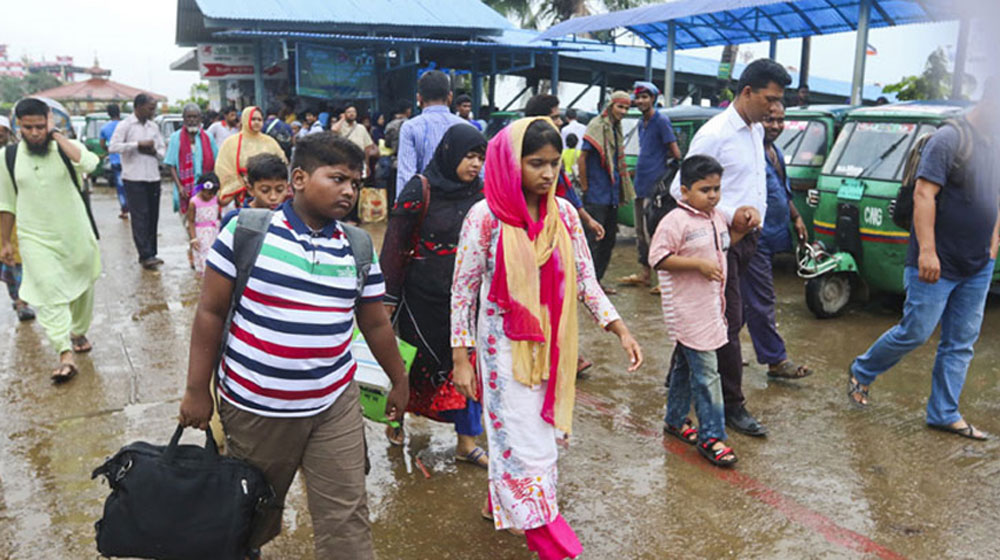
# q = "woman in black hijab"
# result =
<box><xmin>380</xmin><ymin>124</ymin><xmax>489</xmax><ymax>466</ymax></box>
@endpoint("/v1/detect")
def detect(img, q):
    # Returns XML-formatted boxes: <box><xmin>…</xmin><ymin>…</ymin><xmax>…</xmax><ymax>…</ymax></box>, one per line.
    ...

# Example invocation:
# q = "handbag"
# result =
<box><xmin>359</xmin><ymin>186</ymin><xmax>388</xmax><ymax>223</ymax></box>
<box><xmin>91</xmin><ymin>424</ymin><xmax>273</xmax><ymax>560</ymax></box>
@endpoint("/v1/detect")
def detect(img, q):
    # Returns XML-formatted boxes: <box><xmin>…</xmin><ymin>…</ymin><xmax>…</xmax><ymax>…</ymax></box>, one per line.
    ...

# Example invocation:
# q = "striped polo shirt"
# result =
<box><xmin>207</xmin><ymin>202</ymin><xmax>385</xmax><ymax>417</ymax></box>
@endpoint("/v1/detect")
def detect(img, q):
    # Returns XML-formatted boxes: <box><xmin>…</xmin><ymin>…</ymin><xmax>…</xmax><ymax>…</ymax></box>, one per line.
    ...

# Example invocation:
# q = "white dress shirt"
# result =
<box><xmin>670</xmin><ymin>104</ymin><xmax>767</xmax><ymax>224</ymax></box>
<box><xmin>561</xmin><ymin>119</ymin><xmax>587</xmax><ymax>147</ymax></box>
<box><xmin>108</xmin><ymin>114</ymin><xmax>166</xmax><ymax>182</ymax></box>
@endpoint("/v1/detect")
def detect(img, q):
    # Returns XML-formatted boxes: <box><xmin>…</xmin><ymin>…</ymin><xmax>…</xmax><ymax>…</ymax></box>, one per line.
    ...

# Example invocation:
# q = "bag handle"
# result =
<box><xmin>161</xmin><ymin>424</ymin><xmax>220</xmax><ymax>464</ymax></box>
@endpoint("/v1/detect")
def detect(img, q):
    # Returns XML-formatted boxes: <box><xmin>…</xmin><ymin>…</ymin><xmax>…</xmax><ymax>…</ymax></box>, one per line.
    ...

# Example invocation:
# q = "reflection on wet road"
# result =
<box><xmin>1</xmin><ymin>187</ymin><xmax>997</xmax><ymax>559</ymax></box>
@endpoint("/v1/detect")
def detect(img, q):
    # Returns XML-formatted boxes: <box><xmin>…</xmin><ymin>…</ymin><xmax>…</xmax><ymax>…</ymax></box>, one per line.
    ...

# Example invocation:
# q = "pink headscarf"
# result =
<box><xmin>483</xmin><ymin>117</ymin><xmax>581</xmax><ymax>434</ymax></box>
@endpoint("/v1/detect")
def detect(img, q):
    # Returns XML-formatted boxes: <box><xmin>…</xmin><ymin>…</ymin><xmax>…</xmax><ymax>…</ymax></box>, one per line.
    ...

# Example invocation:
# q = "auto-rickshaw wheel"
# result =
<box><xmin>805</xmin><ymin>273</ymin><xmax>852</xmax><ymax>319</ymax></box>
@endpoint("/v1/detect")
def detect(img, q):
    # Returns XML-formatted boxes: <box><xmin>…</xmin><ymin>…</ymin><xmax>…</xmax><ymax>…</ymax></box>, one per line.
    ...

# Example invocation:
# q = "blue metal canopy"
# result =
<box><xmin>535</xmin><ymin>0</ymin><xmax>965</xmax><ymax>49</ymax></box>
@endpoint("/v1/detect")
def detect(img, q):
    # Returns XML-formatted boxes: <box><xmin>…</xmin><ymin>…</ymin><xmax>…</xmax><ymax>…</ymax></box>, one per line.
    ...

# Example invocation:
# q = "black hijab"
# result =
<box><xmin>421</xmin><ymin>123</ymin><xmax>487</xmax><ymax>197</ymax></box>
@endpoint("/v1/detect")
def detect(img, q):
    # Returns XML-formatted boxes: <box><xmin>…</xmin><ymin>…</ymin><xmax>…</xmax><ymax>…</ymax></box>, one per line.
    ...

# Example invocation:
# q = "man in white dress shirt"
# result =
<box><xmin>670</xmin><ymin>58</ymin><xmax>790</xmax><ymax>438</ymax></box>
<box><xmin>109</xmin><ymin>93</ymin><xmax>166</xmax><ymax>270</ymax></box>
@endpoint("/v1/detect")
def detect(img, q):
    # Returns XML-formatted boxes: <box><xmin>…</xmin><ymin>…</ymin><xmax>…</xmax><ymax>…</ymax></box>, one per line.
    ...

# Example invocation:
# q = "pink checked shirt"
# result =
<box><xmin>648</xmin><ymin>201</ymin><xmax>731</xmax><ymax>352</ymax></box>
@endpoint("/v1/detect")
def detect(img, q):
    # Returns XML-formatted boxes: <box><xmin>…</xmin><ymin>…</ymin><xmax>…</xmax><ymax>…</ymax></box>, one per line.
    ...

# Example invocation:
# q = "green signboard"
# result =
<box><xmin>296</xmin><ymin>42</ymin><xmax>377</xmax><ymax>100</ymax></box>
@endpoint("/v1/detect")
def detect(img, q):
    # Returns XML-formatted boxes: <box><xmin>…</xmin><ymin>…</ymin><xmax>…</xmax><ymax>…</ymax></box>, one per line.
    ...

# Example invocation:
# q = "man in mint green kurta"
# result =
<box><xmin>0</xmin><ymin>99</ymin><xmax>101</xmax><ymax>382</ymax></box>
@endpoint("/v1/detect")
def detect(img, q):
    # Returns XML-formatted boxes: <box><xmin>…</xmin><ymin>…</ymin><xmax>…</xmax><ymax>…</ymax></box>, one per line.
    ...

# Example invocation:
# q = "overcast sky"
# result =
<box><xmin>0</xmin><ymin>0</ymin><xmax>985</xmax><ymax>104</ymax></box>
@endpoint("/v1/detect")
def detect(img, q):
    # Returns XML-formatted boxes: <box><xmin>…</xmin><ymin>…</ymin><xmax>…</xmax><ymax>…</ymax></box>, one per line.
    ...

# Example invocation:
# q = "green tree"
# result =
<box><xmin>485</xmin><ymin>0</ymin><xmax>651</xmax><ymax>29</ymax></box>
<box><xmin>883</xmin><ymin>47</ymin><xmax>974</xmax><ymax>101</ymax></box>
<box><xmin>170</xmin><ymin>82</ymin><xmax>211</xmax><ymax>112</ymax></box>
<box><xmin>24</xmin><ymin>72</ymin><xmax>60</xmax><ymax>95</ymax></box>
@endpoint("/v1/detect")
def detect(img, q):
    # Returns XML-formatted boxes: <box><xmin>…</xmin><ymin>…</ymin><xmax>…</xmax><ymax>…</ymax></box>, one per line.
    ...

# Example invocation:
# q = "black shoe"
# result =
<box><xmin>151</xmin><ymin>257</ymin><xmax>165</xmax><ymax>266</ymax></box>
<box><xmin>726</xmin><ymin>407</ymin><xmax>768</xmax><ymax>437</ymax></box>
<box><xmin>140</xmin><ymin>258</ymin><xmax>160</xmax><ymax>270</ymax></box>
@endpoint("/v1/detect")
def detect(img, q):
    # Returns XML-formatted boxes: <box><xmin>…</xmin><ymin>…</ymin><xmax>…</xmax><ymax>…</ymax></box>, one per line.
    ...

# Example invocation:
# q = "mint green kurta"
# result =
<box><xmin>0</xmin><ymin>141</ymin><xmax>101</xmax><ymax>306</ymax></box>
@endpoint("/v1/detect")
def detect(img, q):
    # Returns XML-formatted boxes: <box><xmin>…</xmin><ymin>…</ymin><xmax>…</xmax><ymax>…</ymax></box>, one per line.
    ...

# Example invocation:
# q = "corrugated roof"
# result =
<box><xmin>195</xmin><ymin>0</ymin><xmax>513</xmax><ymax>33</ymax></box>
<box><xmin>536</xmin><ymin>0</ymin><xmax>966</xmax><ymax>49</ymax></box>
<box><xmin>213</xmin><ymin>30</ymin><xmax>567</xmax><ymax>53</ymax></box>
<box><xmin>498</xmin><ymin>29</ymin><xmax>889</xmax><ymax>101</ymax></box>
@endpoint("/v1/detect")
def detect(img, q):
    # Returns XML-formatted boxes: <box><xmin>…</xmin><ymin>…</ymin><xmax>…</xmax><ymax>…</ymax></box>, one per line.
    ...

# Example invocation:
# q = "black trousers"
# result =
<box><xmin>123</xmin><ymin>180</ymin><xmax>161</xmax><ymax>262</ymax></box>
<box><xmin>583</xmin><ymin>203</ymin><xmax>618</xmax><ymax>282</ymax></box>
<box><xmin>718</xmin><ymin>229</ymin><xmax>760</xmax><ymax>415</ymax></box>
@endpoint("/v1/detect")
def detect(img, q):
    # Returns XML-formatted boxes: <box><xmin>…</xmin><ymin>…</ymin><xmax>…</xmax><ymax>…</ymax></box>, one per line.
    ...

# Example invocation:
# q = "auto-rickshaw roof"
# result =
<box><xmin>786</xmin><ymin>104</ymin><xmax>855</xmax><ymax>120</ymax></box>
<box><xmin>847</xmin><ymin>100</ymin><xmax>971</xmax><ymax>121</ymax></box>
<box><xmin>660</xmin><ymin>105</ymin><xmax>723</xmax><ymax>122</ymax></box>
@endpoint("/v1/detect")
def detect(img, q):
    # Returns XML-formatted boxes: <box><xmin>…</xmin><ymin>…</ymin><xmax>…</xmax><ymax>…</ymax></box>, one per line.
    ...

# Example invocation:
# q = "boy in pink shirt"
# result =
<box><xmin>649</xmin><ymin>155</ymin><xmax>756</xmax><ymax>467</ymax></box>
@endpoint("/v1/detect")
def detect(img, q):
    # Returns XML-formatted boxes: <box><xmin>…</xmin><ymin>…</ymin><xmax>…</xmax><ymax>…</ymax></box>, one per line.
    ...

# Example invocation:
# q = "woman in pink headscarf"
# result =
<box><xmin>450</xmin><ymin>117</ymin><xmax>643</xmax><ymax>559</ymax></box>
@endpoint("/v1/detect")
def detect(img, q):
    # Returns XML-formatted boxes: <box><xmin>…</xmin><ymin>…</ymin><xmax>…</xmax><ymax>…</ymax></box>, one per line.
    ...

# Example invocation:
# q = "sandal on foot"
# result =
<box><xmin>71</xmin><ymin>335</ymin><xmax>92</xmax><ymax>353</ymax></box>
<box><xmin>456</xmin><ymin>446</ymin><xmax>489</xmax><ymax>468</ymax></box>
<box><xmin>14</xmin><ymin>302</ymin><xmax>35</xmax><ymax>322</ymax></box>
<box><xmin>768</xmin><ymin>360</ymin><xmax>812</xmax><ymax>379</ymax></box>
<box><xmin>927</xmin><ymin>422</ymin><xmax>988</xmax><ymax>441</ymax></box>
<box><xmin>847</xmin><ymin>372</ymin><xmax>869</xmax><ymax>408</ymax></box>
<box><xmin>51</xmin><ymin>363</ymin><xmax>78</xmax><ymax>384</ymax></box>
<box><xmin>385</xmin><ymin>424</ymin><xmax>404</xmax><ymax>446</ymax></box>
<box><xmin>617</xmin><ymin>273</ymin><xmax>647</xmax><ymax>286</ymax></box>
<box><xmin>649</xmin><ymin>285</ymin><xmax>661</xmax><ymax>295</ymax></box>
<box><xmin>663</xmin><ymin>417</ymin><xmax>698</xmax><ymax>445</ymax></box>
<box><xmin>600</xmin><ymin>284</ymin><xmax>618</xmax><ymax>295</ymax></box>
<box><xmin>697</xmin><ymin>438</ymin><xmax>737</xmax><ymax>467</ymax></box>
<box><xmin>576</xmin><ymin>358</ymin><xmax>593</xmax><ymax>376</ymax></box>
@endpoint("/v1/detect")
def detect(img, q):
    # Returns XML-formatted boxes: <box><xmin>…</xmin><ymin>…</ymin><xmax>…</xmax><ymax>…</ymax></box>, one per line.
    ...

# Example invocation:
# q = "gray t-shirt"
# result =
<box><xmin>905</xmin><ymin>121</ymin><xmax>998</xmax><ymax>279</ymax></box>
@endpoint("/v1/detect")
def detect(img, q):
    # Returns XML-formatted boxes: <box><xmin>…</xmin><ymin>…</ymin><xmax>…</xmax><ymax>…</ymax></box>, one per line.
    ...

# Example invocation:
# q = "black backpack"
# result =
<box><xmin>644</xmin><ymin>159</ymin><xmax>681</xmax><ymax>238</ymax></box>
<box><xmin>890</xmin><ymin>118</ymin><xmax>974</xmax><ymax>231</ymax></box>
<box><xmin>4</xmin><ymin>142</ymin><xmax>100</xmax><ymax>239</ymax></box>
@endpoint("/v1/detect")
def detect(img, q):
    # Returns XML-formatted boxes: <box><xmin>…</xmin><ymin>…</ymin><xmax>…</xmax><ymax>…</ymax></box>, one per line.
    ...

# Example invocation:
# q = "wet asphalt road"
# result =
<box><xmin>1</xmin><ymin>185</ymin><xmax>998</xmax><ymax>559</ymax></box>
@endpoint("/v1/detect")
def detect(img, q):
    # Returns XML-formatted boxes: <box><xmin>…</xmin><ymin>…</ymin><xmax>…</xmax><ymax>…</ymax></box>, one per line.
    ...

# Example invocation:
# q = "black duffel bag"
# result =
<box><xmin>92</xmin><ymin>424</ymin><xmax>273</xmax><ymax>559</ymax></box>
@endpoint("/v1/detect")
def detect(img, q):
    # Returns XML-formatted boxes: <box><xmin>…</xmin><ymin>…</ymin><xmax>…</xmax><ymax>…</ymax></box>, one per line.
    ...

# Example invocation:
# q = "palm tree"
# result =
<box><xmin>484</xmin><ymin>0</ymin><xmax>651</xmax><ymax>30</ymax></box>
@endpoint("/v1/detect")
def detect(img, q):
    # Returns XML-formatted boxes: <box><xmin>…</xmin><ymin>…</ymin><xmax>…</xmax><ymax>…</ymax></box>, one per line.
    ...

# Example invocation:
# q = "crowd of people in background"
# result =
<box><xmin>0</xmin><ymin>63</ymin><xmax>996</xmax><ymax>560</ymax></box>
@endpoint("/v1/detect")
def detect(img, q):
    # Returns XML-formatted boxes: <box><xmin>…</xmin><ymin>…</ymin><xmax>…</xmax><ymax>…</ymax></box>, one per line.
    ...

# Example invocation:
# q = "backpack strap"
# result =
<box><xmin>215</xmin><ymin>209</ymin><xmax>273</xmax><ymax>370</ymax></box>
<box><xmin>4</xmin><ymin>142</ymin><xmax>100</xmax><ymax>239</ymax></box>
<box><xmin>340</xmin><ymin>222</ymin><xmax>374</xmax><ymax>308</ymax></box>
<box><xmin>4</xmin><ymin>145</ymin><xmax>16</xmax><ymax>195</ymax></box>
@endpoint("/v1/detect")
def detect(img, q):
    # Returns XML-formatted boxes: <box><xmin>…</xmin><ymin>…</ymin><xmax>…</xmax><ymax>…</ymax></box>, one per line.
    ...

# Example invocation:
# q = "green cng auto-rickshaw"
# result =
<box><xmin>796</xmin><ymin>100</ymin><xmax>997</xmax><ymax>318</ymax></box>
<box><xmin>776</xmin><ymin>105</ymin><xmax>854</xmax><ymax>241</ymax></box>
<box><xmin>619</xmin><ymin>105</ymin><xmax>722</xmax><ymax>226</ymax></box>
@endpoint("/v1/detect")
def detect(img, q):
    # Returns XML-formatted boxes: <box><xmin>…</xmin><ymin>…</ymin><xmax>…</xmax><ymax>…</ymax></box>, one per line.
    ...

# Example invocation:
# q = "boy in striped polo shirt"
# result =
<box><xmin>180</xmin><ymin>133</ymin><xmax>409</xmax><ymax>559</ymax></box>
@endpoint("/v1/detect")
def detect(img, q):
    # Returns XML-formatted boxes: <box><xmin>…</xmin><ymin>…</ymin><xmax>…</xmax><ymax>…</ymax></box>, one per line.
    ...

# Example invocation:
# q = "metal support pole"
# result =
<box><xmin>472</xmin><ymin>56</ymin><xmax>483</xmax><ymax>110</ymax></box>
<box><xmin>799</xmin><ymin>36</ymin><xmax>811</xmax><ymax>88</ymax></box>
<box><xmin>664</xmin><ymin>21</ymin><xmax>676</xmax><ymax>107</ymax></box>
<box><xmin>769</xmin><ymin>35</ymin><xmax>778</xmax><ymax>60</ymax></box>
<box><xmin>488</xmin><ymin>52</ymin><xmax>497</xmax><ymax>110</ymax></box>
<box><xmin>599</xmin><ymin>72</ymin><xmax>608</xmax><ymax>109</ymax></box>
<box><xmin>551</xmin><ymin>52</ymin><xmax>559</xmax><ymax>95</ymax></box>
<box><xmin>951</xmin><ymin>16</ymin><xmax>971</xmax><ymax>100</ymax></box>
<box><xmin>850</xmin><ymin>0</ymin><xmax>872</xmax><ymax>105</ymax></box>
<box><xmin>644</xmin><ymin>47</ymin><xmax>653</xmax><ymax>82</ymax></box>
<box><xmin>253</xmin><ymin>41</ymin><xmax>265</xmax><ymax>108</ymax></box>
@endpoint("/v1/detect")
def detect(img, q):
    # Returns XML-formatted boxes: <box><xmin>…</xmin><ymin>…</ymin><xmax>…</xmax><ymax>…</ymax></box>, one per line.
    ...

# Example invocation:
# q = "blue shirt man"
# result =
<box><xmin>580</xmin><ymin>139</ymin><xmax>621</xmax><ymax>206</ymax></box>
<box><xmin>395</xmin><ymin>105</ymin><xmax>470</xmax><ymax>195</ymax></box>
<box><xmin>634</xmin><ymin>112</ymin><xmax>679</xmax><ymax>198</ymax></box>
<box><xmin>760</xmin><ymin>142</ymin><xmax>793</xmax><ymax>254</ymax></box>
<box><xmin>850</xmin><ymin>84</ymin><xmax>1000</xmax><ymax>438</ymax></box>
<box><xmin>100</xmin><ymin>120</ymin><xmax>121</xmax><ymax>166</ymax></box>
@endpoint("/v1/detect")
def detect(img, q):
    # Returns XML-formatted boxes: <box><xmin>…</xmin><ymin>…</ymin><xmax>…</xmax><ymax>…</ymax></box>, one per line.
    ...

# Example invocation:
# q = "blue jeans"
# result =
<box><xmin>110</xmin><ymin>163</ymin><xmax>127</xmax><ymax>213</ymax></box>
<box><xmin>665</xmin><ymin>342</ymin><xmax>727</xmax><ymax>443</ymax></box>
<box><xmin>851</xmin><ymin>261</ymin><xmax>994</xmax><ymax>426</ymax></box>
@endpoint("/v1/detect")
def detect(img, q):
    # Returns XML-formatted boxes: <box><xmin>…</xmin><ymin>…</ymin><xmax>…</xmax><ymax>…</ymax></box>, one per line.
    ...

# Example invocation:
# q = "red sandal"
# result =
<box><xmin>663</xmin><ymin>417</ymin><xmax>698</xmax><ymax>445</ymax></box>
<box><xmin>697</xmin><ymin>438</ymin><xmax>737</xmax><ymax>467</ymax></box>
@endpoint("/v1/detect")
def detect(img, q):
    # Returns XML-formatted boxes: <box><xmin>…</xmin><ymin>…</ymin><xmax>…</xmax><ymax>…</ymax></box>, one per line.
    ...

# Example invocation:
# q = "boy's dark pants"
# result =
<box><xmin>717</xmin><ymin>230</ymin><xmax>760</xmax><ymax>416</ymax></box>
<box><xmin>583</xmin><ymin>202</ymin><xmax>619</xmax><ymax>281</ymax></box>
<box><xmin>219</xmin><ymin>382</ymin><xmax>373</xmax><ymax>559</ymax></box>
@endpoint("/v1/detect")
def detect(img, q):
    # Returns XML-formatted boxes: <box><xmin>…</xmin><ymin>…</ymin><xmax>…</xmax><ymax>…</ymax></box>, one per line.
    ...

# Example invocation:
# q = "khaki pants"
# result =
<box><xmin>219</xmin><ymin>382</ymin><xmax>373</xmax><ymax>559</ymax></box>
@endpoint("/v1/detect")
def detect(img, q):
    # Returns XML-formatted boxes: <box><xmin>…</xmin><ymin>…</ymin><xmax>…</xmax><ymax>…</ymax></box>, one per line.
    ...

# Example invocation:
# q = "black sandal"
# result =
<box><xmin>663</xmin><ymin>417</ymin><xmax>698</xmax><ymax>445</ymax></box>
<box><xmin>51</xmin><ymin>363</ymin><xmax>78</xmax><ymax>384</ymax></box>
<box><xmin>847</xmin><ymin>372</ymin><xmax>869</xmax><ymax>408</ymax></box>
<box><xmin>927</xmin><ymin>422</ymin><xmax>988</xmax><ymax>441</ymax></box>
<box><xmin>697</xmin><ymin>438</ymin><xmax>737</xmax><ymax>467</ymax></box>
